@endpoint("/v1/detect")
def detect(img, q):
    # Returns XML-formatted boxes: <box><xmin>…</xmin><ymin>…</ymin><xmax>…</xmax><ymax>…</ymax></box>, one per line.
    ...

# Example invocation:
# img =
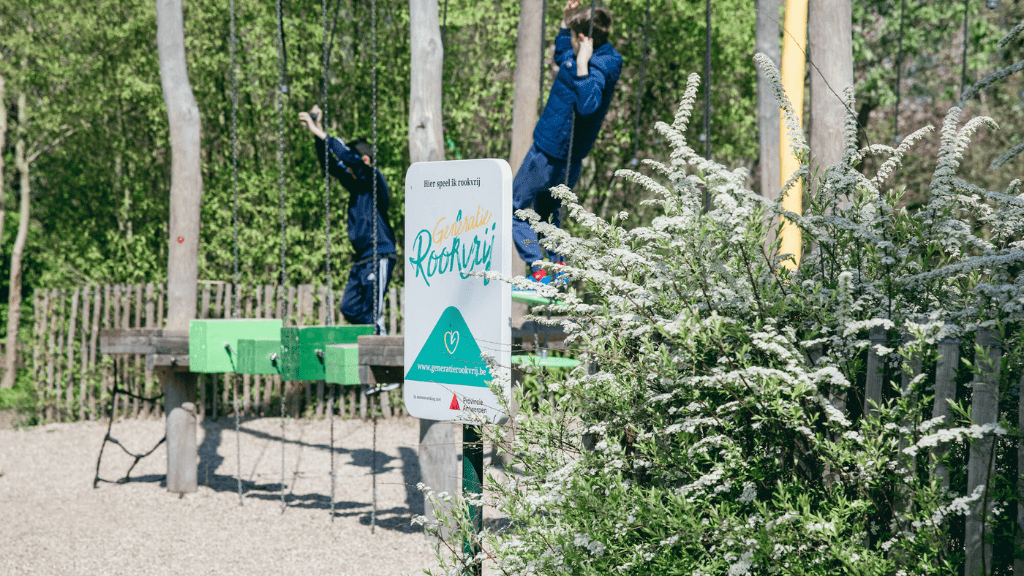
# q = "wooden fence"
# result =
<box><xmin>29</xmin><ymin>281</ymin><xmax>405</xmax><ymax>424</ymax></box>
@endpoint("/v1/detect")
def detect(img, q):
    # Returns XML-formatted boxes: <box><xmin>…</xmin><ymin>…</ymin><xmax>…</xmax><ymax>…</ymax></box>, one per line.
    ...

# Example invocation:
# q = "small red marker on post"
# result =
<box><xmin>177</xmin><ymin>236</ymin><xmax>184</xmax><ymax>244</ymax></box>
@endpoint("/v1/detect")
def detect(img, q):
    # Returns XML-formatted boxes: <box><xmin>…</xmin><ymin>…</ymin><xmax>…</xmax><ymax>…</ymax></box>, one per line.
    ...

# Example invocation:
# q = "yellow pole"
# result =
<box><xmin>779</xmin><ymin>0</ymin><xmax>807</xmax><ymax>268</ymax></box>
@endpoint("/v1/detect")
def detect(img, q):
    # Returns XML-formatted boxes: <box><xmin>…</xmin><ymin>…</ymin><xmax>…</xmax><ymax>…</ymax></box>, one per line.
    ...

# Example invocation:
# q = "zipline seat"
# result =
<box><xmin>324</xmin><ymin>344</ymin><xmax>360</xmax><ymax>385</ymax></box>
<box><xmin>279</xmin><ymin>325</ymin><xmax>374</xmax><ymax>381</ymax></box>
<box><xmin>188</xmin><ymin>319</ymin><xmax>283</xmax><ymax>373</ymax></box>
<box><xmin>236</xmin><ymin>338</ymin><xmax>283</xmax><ymax>375</ymax></box>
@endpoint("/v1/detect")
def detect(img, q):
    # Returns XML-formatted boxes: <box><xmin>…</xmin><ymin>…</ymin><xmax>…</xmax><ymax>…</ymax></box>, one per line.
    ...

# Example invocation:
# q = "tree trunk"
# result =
<box><xmin>0</xmin><ymin>70</ymin><xmax>7</xmax><ymax>250</ymax></box>
<box><xmin>755</xmin><ymin>0</ymin><xmax>780</xmax><ymax>201</ymax></box>
<box><xmin>409</xmin><ymin>0</ymin><xmax>455</xmax><ymax>540</ymax></box>
<box><xmin>408</xmin><ymin>0</ymin><xmax>444</xmax><ymax>163</ymax></box>
<box><xmin>511</xmin><ymin>0</ymin><xmax>543</xmax><ymax>174</ymax></box>
<box><xmin>156</xmin><ymin>0</ymin><xmax>202</xmax><ymax>493</ymax></box>
<box><xmin>807</xmin><ymin>0</ymin><xmax>853</xmax><ymax>180</ymax></box>
<box><xmin>2</xmin><ymin>93</ymin><xmax>29</xmax><ymax>390</ymax></box>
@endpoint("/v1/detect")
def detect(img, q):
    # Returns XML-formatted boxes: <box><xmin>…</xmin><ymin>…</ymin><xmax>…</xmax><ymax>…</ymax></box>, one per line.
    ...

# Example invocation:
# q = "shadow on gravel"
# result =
<box><xmin>101</xmin><ymin>417</ymin><xmax>426</xmax><ymax>533</ymax></box>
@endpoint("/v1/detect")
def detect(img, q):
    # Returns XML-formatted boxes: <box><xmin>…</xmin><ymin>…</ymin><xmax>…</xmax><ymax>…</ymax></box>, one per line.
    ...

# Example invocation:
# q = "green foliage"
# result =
<box><xmin>423</xmin><ymin>40</ymin><xmax>1024</xmax><ymax>575</ymax></box>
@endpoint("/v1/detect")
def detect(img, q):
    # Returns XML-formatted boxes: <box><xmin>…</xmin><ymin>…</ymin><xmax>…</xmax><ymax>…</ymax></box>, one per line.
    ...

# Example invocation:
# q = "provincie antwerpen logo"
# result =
<box><xmin>408</xmin><ymin>205</ymin><xmax>496</xmax><ymax>287</ymax></box>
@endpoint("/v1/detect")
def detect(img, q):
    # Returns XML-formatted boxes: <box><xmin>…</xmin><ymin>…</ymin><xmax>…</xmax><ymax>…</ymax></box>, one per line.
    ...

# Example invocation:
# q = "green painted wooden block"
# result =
<box><xmin>279</xmin><ymin>325</ymin><xmax>374</xmax><ymax>381</ymax></box>
<box><xmin>236</xmin><ymin>338</ymin><xmax>282</xmax><ymax>375</ymax></box>
<box><xmin>189</xmin><ymin>319</ymin><xmax>283</xmax><ymax>373</ymax></box>
<box><xmin>323</xmin><ymin>344</ymin><xmax>360</xmax><ymax>385</ymax></box>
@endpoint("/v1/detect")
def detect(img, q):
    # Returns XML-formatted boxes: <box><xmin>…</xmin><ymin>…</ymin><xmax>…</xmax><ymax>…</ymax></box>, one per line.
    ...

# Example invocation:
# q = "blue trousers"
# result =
<box><xmin>341</xmin><ymin>256</ymin><xmax>396</xmax><ymax>331</ymax></box>
<box><xmin>512</xmin><ymin>144</ymin><xmax>581</xmax><ymax>271</ymax></box>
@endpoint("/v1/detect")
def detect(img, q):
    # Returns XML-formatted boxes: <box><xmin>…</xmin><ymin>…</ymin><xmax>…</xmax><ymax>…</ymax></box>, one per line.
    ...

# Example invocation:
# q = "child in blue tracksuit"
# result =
<box><xmin>299</xmin><ymin>106</ymin><xmax>397</xmax><ymax>332</ymax></box>
<box><xmin>514</xmin><ymin>1</ymin><xmax>622</xmax><ymax>283</ymax></box>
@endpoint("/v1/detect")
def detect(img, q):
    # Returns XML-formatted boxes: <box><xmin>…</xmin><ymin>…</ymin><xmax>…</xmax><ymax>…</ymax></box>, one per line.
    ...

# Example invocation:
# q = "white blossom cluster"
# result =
<box><xmin>423</xmin><ymin>27</ymin><xmax>1024</xmax><ymax>576</ymax></box>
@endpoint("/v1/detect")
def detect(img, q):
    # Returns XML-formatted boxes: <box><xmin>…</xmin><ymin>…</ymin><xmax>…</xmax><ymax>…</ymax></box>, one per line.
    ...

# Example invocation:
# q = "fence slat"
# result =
<box><xmin>131</xmin><ymin>284</ymin><xmax>141</xmax><ymax>417</ymax></box>
<box><xmin>222</xmin><ymin>283</ymin><xmax>232</xmax><ymax>418</ymax></box>
<box><xmin>78</xmin><ymin>287</ymin><xmax>90</xmax><ymax>421</ymax></box>
<box><xmin>102</xmin><ymin>285</ymin><xmax>112</xmax><ymax>421</ymax></box>
<box><xmin>31</xmin><ymin>292</ymin><xmax>41</xmax><ymax>408</ymax></box>
<box><xmin>389</xmin><ymin>286</ymin><xmax>397</xmax><ymax>336</ymax></box>
<box><xmin>931</xmin><ymin>339</ymin><xmax>959</xmax><ymax>488</ymax></box>
<box><xmin>88</xmin><ymin>286</ymin><xmax>101</xmax><ymax>420</ymax></box>
<box><xmin>54</xmin><ymin>290</ymin><xmax>67</xmax><ymax>422</ymax></box>
<box><xmin>863</xmin><ymin>326</ymin><xmax>886</xmax><ymax>418</ymax></box>
<box><xmin>254</xmin><ymin>286</ymin><xmax>263</xmax><ymax>415</ymax></box>
<box><xmin>143</xmin><ymin>283</ymin><xmax>155</xmax><ymax>418</ymax></box>
<box><xmin>966</xmin><ymin>329</ymin><xmax>1001</xmax><ymax>576</ymax></box>
<box><xmin>243</xmin><ymin>295</ymin><xmax>252</xmax><ymax>416</ymax></box>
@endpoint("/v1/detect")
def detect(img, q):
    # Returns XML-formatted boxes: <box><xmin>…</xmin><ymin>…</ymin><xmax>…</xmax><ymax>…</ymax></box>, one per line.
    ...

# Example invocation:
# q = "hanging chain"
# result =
<box><xmin>371</xmin><ymin>0</ymin><xmax>380</xmax><ymax>535</ymax></box>
<box><xmin>276</xmin><ymin>0</ymin><xmax>288</xmax><ymax>516</ymax></box>
<box><xmin>894</xmin><ymin>0</ymin><xmax>907</xmax><ymax>142</ymax></box>
<box><xmin>230</xmin><ymin>0</ymin><xmax>240</xmax><ymax>319</ymax></box>
<box><xmin>372</xmin><ymin>0</ymin><xmax>379</xmax><ymax>337</ymax></box>
<box><xmin>631</xmin><ymin>0</ymin><xmax>650</xmax><ymax>164</ymax></box>
<box><xmin>322</xmin><ymin>0</ymin><xmax>334</xmax><ymax>327</ymax></box>
<box><xmin>229</xmin><ymin>0</ymin><xmax>244</xmax><ymax>509</ymax></box>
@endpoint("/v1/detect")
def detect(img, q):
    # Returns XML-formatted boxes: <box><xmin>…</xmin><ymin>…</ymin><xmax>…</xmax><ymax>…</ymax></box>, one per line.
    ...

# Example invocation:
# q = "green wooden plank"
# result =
<box><xmin>189</xmin><ymin>319</ymin><xmax>283</xmax><ymax>373</ymax></box>
<box><xmin>511</xmin><ymin>289</ymin><xmax>564</xmax><ymax>306</ymax></box>
<box><xmin>510</xmin><ymin>355</ymin><xmax>580</xmax><ymax>368</ymax></box>
<box><xmin>323</xmin><ymin>344</ymin><xmax>360</xmax><ymax>385</ymax></box>
<box><xmin>279</xmin><ymin>325</ymin><xmax>374</xmax><ymax>381</ymax></box>
<box><xmin>237</xmin><ymin>338</ymin><xmax>282</xmax><ymax>375</ymax></box>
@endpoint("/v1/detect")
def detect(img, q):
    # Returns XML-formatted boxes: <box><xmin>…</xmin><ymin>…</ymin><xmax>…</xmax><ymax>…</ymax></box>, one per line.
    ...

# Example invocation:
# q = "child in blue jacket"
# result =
<box><xmin>299</xmin><ymin>105</ymin><xmax>397</xmax><ymax>332</ymax></box>
<box><xmin>515</xmin><ymin>1</ymin><xmax>622</xmax><ymax>284</ymax></box>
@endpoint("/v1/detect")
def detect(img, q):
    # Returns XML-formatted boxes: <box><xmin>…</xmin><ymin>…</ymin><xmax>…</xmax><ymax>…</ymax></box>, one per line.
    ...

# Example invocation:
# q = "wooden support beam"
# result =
<box><xmin>99</xmin><ymin>328</ymin><xmax>188</xmax><ymax>355</ymax></box>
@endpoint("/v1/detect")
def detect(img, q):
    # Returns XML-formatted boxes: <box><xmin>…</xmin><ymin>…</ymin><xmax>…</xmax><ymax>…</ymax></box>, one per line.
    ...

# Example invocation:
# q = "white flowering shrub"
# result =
<box><xmin>423</xmin><ymin>42</ymin><xmax>1024</xmax><ymax>576</ymax></box>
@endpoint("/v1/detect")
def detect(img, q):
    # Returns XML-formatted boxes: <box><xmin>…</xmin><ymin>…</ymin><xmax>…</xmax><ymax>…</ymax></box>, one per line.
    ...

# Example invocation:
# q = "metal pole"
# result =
<box><xmin>463</xmin><ymin>425</ymin><xmax>484</xmax><ymax>576</ymax></box>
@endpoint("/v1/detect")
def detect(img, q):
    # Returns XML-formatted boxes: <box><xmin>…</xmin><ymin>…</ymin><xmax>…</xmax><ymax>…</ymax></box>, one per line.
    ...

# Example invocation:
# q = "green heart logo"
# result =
<box><xmin>444</xmin><ymin>330</ymin><xmax>460</xmax><ymax>354</ymax></box>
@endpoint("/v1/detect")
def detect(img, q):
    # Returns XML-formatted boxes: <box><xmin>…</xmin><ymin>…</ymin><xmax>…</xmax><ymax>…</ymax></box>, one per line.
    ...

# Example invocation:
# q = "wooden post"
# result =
<box><xmin>863</xmin><ymin>326</ymin><xmax>885</xmax><ymax>418</ymax></box>
<box><xmin>65</xmin><ymin>289</ymin><xmax>79</xmax><ymax>419</ymax></box>
<box><xmin>510</xmin><ymin>0</ymin><xmax>543</xmax><ymax>173</ymax></box>
<box><xmin>755</xmin><ymin>0</ymin><xmax>780</xmax><ymax>202</ymax></box>
<box><xmin>88</xmin><ymin>286</ymin><xmax>101</xmax><ymax>420</ymax></box>
<box><xmin>409</xmin><ymin>0</ymin><xmax>456</xmax><ymax>527</ymax></box>
<box><xmin>243</xmin><ymin>294</ymin><xmax>252</xmax><ymax>416</ymax></box>
<box><xmin>966</xmin><ymin>329</ymin><xmax>1001</xmax><ymax>576</ymax></box>
<box><xmin>389</xmin><ymin>286</ymin><xmax>398</xmax><ymax>336</ymax></box>
<box><xmin>778</xmin><ymin>0</ymin><xmax>808</xmax><ymax>268</ymax></box>
<box><xmin>143</xmin><ymin>283</ymin><xmax>156</xmax><ymax>418</ymax></box>
<box><xmin>409</xmin><ymin>0</ymin><xmax>445</xmax><ymax>163</ymax></box>
<box><xmin>54</xmin><ymin>290</ymin><xmax>66</xmax><ymax>422</ymax></box>
<box><xmin>157</xmin><ymin>0</ymin><xmax>203</xmax><ymax>494</ymax></box>
<box><xmin>807</xmin><ymin>0</ymin><xmax>853</xmax><ymax>186</ymax></box>
<box><xmin>102</xmin><ymin>285</ymin><xmax>112</xmax><ymax>420</ymax></box>
<box><xmin>264</xmin><ymin>284</ymin><xmax>276</xmax><ymax>413</ymax></box>
<box><xmin>932</xmin><ymin>339</ymin><xmax>959</xmax><ymax>488</ymax></box>
<box><xmin>78</xmin><ymin>287</ymin><xmax>91</xmax><ymax>421</ymax></box>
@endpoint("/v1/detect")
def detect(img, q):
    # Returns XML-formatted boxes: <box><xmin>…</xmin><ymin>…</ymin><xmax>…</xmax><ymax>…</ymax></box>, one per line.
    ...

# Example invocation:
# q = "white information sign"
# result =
<box><xmin>403</xmin><ymin>159</ymin><xmax>512</xmax><ymax>424</ymax></box>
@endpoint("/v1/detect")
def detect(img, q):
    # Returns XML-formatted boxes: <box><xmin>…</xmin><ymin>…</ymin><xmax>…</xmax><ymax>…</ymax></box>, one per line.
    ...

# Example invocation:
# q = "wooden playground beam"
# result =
<box><xmin>156</xmin><ymin>0</ymin><xmax>203</xmax><ymax>494</ymax></box>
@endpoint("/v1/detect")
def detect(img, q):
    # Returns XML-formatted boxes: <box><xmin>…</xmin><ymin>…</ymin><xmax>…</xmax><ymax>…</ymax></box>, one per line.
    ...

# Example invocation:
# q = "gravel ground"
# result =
<box><xmin>0</xmin><ymin>416</ymin><xmax>445</xmax><ymax>576</ymax></box>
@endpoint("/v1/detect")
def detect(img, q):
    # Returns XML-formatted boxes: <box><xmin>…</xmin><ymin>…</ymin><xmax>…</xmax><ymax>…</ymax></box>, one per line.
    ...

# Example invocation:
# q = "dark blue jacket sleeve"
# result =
<box><xmin>314</xmin><ymin>136</ymin><xmax>361</xmax><ymax>189</ymax></box>
<box><xmin>554</xmin><ymin>28</ymin><xmax>575</xmax><ymax>66</ymax></box>
<box><xmin>553</xmin><ymin>28</ymin><xmax>608</xmax><ymax>116</ymax></box>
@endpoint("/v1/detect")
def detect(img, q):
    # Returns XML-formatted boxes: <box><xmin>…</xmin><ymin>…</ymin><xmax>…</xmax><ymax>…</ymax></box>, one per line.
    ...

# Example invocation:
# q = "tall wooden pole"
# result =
<box><xmin>156</xmin><ymin>0</ymin><xmax>202</xmax><ymax>494</ymax></box>
<box><xmin>778</xmin><ymin>0</ymin><xmax>807</xmax><ymax>268</ymax></box>
<box><xmin>409</xmin><ymin>0</ymin><xmax>445</xmax><ymax>162</ymax></box>
<box><xmin>511</xmin><ymin>0</ymin><xmax>544</xmax><ymax>174</ymax></box>
<box><xmin>755</xmin><ymin>0</ymin><xmax>780</xmax><ymax>202</ymax></box>
<box><xmin>808</xmin><ymin>0</ymin><xmax>852</xmax><ymax>182</ymax></box>
<box><xmin>510</xmin><ymin>0</ymin><xmax>544</xmax><ymax>303</ymax></box>
<box><xmin>409</xmin><ymin>0</ymin><xmax>456</xmax><ymax>538</ymax></box>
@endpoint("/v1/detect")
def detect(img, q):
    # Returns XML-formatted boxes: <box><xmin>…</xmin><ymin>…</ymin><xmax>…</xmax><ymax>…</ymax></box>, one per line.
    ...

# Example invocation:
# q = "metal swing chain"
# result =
<box><xmin>319</xmin><ymin>0</ymin><xmax>339</xmax><ymax>524</ymax></box>
<box><xmin>371</xmin><ymin>0</ymin><xmax>380</xmax><ymax>535</ymax></box>
<box><xmin>276</xmin><ymin>0</ymin><xmax>288</xmax><ymax>515</ymax></box>
<box><xmin>631</xmin><ymin>0</ymin><xmax>651</xmax><ymax>165</ymax></box>
<box><xmin>229</xmin><ymin>0</ymin><xmax>244</xmax><ymax>508</ymax></box>
<box><xmin>893</xmin><ymin>0</ymin><xmax>907</xmax><ymax>142</ymax></box>
<box><xmin>563</xmin><ymin>0</ymin><xmax>597</xmax><ymax>188</ymax></box>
